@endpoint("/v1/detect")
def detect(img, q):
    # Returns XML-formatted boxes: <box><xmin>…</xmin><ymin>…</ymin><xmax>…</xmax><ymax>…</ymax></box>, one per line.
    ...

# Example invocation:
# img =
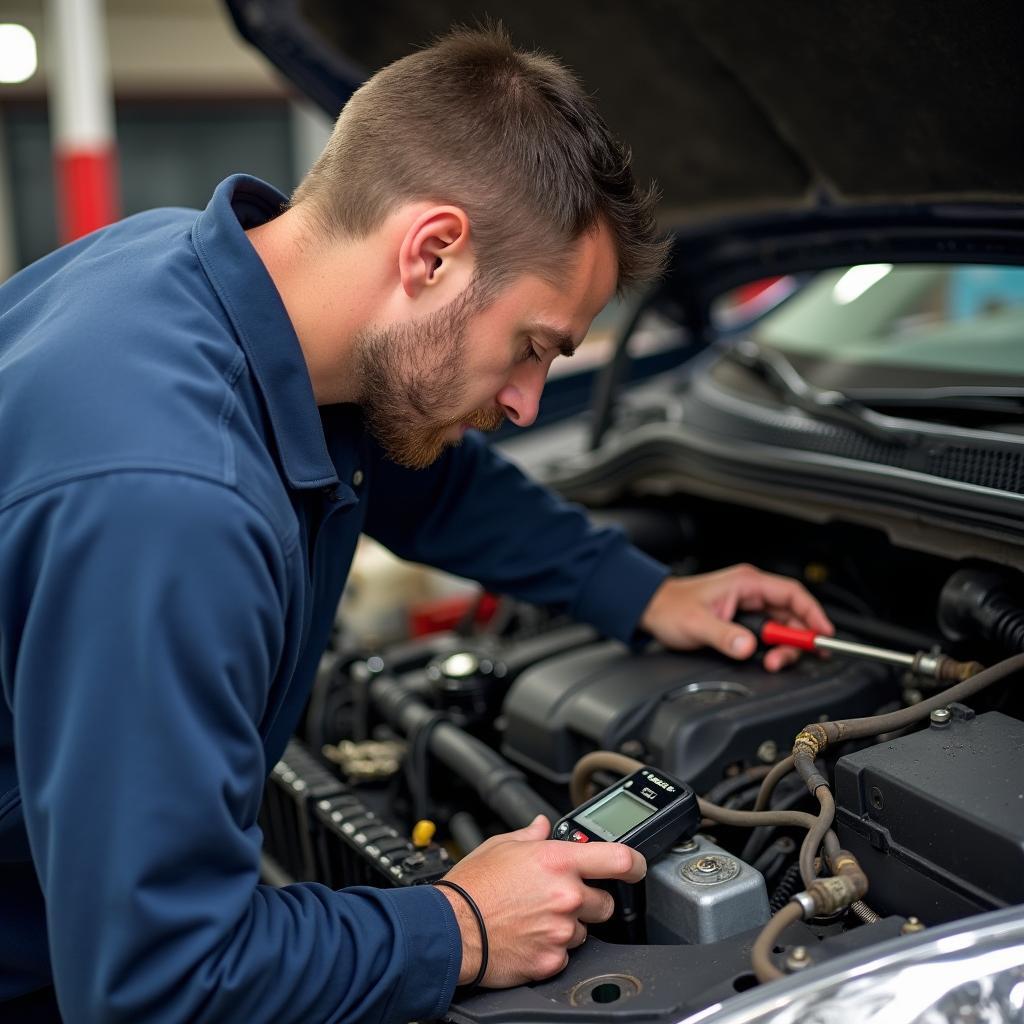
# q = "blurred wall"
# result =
<box><xmin>0</xmin><ymin>0</ymin><xmax>332</xmax><ymax>278</ymax></box>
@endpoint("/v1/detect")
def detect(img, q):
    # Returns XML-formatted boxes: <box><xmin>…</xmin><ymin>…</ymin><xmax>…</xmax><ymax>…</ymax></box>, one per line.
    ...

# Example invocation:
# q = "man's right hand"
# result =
<box><xmin>435</xmin><ymin>814</ymin><xmax>647</xmax><ymax>987</ymax></box>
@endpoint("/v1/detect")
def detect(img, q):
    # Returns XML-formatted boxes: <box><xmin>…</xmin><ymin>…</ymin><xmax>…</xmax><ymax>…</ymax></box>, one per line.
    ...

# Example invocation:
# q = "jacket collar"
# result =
<box><xmin>192</xmin><ymin>174</ymin><xmax>338</xmax><ymax>491</ymax></box>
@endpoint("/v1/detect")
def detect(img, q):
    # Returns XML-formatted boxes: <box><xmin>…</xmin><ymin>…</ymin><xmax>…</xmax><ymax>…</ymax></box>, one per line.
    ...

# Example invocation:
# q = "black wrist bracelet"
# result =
<box><xmin>434</xmin><ymin>880</ymin><xmax>489</xmax><ymax>988</ymax></box>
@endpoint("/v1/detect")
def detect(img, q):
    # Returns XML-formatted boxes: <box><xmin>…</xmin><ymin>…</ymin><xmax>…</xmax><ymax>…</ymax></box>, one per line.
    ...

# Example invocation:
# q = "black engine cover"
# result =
<box><xmin>500</xmin><ymin>642</ymin><xmax>893</xmax><ymax>792</ymax></box>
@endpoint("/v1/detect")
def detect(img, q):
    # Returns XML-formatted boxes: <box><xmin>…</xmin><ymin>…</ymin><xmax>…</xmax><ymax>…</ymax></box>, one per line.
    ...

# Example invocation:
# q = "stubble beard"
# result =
<box><xmin>354</xmin><ymin>286</ymin><xmax>506</xmax><ymax>469</ymax></box>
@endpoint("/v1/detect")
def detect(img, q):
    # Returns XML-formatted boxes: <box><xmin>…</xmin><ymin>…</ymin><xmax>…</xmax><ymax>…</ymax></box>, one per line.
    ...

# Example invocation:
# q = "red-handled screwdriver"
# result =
<box><xmin>741</xmin><ymin>616</ymin><xmax>983</xmax><ymax>682</ymax></box>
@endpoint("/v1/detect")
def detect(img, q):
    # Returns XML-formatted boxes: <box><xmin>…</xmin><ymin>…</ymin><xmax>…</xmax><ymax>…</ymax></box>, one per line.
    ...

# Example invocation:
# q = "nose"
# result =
<box><xmin>496</xmin><ymin>363</ymin><xmax>545</xmax><ymax>428</ymax></box>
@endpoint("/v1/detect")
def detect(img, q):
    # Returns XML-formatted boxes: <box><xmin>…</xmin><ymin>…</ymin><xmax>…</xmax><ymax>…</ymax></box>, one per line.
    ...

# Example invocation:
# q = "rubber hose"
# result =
<box><xmin>369</xmin><ymin>674</ymin><xmax>558</xmax><ymax>829</ymax></box>
<box><xmin>754</xmin><ymin>756</ymin><xmax>796</xmax><ymax>812</ymax></box>
<box><xmin>760</xmin><ymin>653</ymin><xmax>1024</xmax><ymax>816</ymax></box>
<box><xmin>740</xmin><ymin>784</ymin><xmax>811</xmax><ymax>864</ymax></box>
<box><xmin>449</xmin><ymin>811</ymin><xmax>486</xmax><ymax>854</ymax></box>
<box><xmin>799</xmin><ymin>788</ymin><xmax>836</xmax><ymax>887</ymax></box>
<box><xmin>703</xmin><ymin>765</ymin><xmax>773</xmax><ymax>806</ymax></box>
<box><xmin>570</xmin><ymin>751</ymin><xmax>644</xmax><ymax>806</ymax></box>
<box><xmin>700</xmin><ymin>799</ymin><xmax>819</xmax><ymax>832</ymax></box>
<box><xmin>751</xmin><ymin>902</ymin><xmax>803</xmax><ymax>983</ymax></box>
<box><xmin>570</xmin><ymin>750</ymin><xmax>823</xmax><ymax>832</ymax></box>
<box><xmin>822</xmin><ymin>652</ymin><xmax>1024</xmax><ymax>746</ymax></box>
<box><xmin>939</xmin><ymin>569</ymin><xmax>1024</xmax><ymax>653</ymax></box>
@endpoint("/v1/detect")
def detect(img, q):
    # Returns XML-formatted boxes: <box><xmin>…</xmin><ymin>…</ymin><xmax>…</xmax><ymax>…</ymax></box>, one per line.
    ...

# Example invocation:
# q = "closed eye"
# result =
<box><xmin>521</xmin><ymin>340</ymin><xmax>543</xmax><ymax>364</ymax></box>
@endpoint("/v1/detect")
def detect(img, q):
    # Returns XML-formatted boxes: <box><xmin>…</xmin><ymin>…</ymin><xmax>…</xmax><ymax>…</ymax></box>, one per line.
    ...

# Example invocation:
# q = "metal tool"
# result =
<box><xmin>748</xmin><ymin>619</ymin><xmax>983</xmax><ymax>682</ymax></box>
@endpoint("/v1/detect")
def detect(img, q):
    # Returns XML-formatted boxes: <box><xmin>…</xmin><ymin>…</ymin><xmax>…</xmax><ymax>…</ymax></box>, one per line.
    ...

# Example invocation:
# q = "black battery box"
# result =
<box><xmin>834</xmin><ymin>709</ymin><xmax>1024</xmax><ymax>924</ymax></box>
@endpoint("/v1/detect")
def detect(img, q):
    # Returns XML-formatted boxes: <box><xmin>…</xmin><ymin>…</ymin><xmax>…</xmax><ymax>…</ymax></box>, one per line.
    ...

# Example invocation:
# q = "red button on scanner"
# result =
<box><xmin>571</xmin><ymin>830</ymin><xmax>589</xmax><ymax>843</ymax></box>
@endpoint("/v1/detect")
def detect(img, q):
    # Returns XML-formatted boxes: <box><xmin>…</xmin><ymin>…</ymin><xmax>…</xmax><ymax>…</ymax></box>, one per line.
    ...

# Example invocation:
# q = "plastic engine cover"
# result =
<box><xmin>500</xmin><ymin>642</ymin><xmax>893</xmax><ymax>792</ymax></box>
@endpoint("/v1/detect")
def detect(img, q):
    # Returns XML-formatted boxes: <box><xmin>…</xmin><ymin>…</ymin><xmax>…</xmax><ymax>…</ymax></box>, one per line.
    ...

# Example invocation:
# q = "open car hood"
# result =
<box><xmin>225</xmin><ymin>0</ymin><xmax>1023</xmax><ymax>228</ymax></box>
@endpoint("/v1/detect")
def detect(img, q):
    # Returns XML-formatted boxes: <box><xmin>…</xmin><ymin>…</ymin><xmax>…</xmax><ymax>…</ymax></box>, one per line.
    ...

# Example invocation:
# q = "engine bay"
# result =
<box><xmin>259</xmin><ymin>498</ymin><xmax>1024</xmax><ymax>1023</ymax></box>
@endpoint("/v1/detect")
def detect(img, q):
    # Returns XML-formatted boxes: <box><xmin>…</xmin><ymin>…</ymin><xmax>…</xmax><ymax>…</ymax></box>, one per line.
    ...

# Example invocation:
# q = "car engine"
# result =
<box><xmin>258</xmin><ymin>495</ymin><xmax>1024</xmax><ymax>1023</ymax></box>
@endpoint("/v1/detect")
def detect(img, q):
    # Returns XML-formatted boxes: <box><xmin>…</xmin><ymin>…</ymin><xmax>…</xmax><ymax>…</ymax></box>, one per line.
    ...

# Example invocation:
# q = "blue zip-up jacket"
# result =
<box><xmin>0</xmin><ymin>176</ymin><xmax>669</xmax><ymax>1023</ymax></box>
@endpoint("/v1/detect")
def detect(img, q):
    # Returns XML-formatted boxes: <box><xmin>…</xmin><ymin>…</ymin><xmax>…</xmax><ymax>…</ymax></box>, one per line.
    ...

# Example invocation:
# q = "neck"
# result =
<box><xmin>246</xmin><ymin>206</ymin><xmax>387</xmax><ymax>406</ymax></box>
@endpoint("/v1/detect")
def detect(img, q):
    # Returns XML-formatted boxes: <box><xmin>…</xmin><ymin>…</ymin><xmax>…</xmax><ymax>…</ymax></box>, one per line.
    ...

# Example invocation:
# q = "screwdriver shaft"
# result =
<box><xmin>813</xmin><ymin>635</ymin><xmax>915</xmax><ymax>667</ymax></box>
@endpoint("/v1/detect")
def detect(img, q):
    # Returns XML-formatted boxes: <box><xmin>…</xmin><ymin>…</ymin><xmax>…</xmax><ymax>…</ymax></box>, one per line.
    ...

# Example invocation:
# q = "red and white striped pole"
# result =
<box><xmin>47</xmin><ymin>0</ymin><xmax>119</xmax><ymax>243</ymax></box>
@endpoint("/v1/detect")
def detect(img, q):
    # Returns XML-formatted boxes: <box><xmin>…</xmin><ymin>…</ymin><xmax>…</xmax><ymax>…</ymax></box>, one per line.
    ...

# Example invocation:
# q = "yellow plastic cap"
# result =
<box><xmin>412</xmin><ymin>819</ymin><xmax>436</xmax><ymax>848</ymax></box>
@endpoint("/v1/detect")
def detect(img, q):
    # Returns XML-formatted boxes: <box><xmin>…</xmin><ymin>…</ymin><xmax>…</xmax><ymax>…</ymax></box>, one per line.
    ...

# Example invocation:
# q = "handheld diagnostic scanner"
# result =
<box><xmin>552</xmin><ymin>766</ymin><xmax>699</xmax><ymax>862</ymax></box>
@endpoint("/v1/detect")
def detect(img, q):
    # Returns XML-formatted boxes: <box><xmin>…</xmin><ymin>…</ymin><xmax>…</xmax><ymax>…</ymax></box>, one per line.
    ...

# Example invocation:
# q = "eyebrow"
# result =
<box><xmin>529</xmin><ymin>324</ymin><xmax>577</xmax><ymax>358</ymax></box>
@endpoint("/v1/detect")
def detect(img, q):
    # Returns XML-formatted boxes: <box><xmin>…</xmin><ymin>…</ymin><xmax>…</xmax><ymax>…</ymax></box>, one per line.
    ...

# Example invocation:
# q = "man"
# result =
<box><xmin>0</xmin><ymin>25</ymin><xmax>831</xmax><ymax>1024</ymax></box>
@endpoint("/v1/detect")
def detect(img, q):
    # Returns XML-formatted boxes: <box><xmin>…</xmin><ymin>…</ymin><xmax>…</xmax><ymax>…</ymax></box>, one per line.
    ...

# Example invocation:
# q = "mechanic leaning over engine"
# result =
<box><xmin>0</xmin><ymin>24</ymin><xmax>833</xmax><ymax>1024</ymax></box>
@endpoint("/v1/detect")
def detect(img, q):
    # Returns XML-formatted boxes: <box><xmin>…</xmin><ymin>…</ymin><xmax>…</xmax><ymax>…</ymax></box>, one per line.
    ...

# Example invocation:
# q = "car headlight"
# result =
<box><xmin>682</xmin><ymin>907</ymin><xmax>1024</xmax><ymax>1024</ymax></box>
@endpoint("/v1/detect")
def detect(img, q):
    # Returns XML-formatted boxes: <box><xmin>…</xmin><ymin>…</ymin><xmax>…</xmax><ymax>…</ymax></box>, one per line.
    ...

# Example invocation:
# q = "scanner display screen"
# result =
<box><xmin>578</xmin><ymin>789</ymin><xmax>656</xmax><ymax>840</ymax></box>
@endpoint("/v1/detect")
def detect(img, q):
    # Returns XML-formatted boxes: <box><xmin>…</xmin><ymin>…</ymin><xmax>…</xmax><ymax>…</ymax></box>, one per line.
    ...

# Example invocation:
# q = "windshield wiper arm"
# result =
<box><xmin>839</xmin><ymin>386</ymin><xmax>1024</xmax><ymax>418</ymax></box>
<box><xmin>725</xmin><ymin>341</ymin><xmax>921</xmax><ymax>447</ymax></box>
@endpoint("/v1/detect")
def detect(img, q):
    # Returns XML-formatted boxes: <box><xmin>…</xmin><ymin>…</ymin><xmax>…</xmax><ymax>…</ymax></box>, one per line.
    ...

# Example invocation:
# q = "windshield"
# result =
<box><xmin>754</xmin><ymin>263</ymin><xmax>1024</xmax><ymax>379</ymax></box>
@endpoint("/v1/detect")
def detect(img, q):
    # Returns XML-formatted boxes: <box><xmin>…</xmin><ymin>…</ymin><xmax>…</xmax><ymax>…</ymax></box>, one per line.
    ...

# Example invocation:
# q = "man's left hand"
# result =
<box><xmin>639</xmin><ymin>563</ymin><xmax>834</xmax><ymax>672</ymax></box>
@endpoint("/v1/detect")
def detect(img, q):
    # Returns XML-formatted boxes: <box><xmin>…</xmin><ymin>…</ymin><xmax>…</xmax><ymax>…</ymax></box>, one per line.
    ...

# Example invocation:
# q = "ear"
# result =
<box><xmin>398</xmin><ymin>206</ymin><xmax>473</xmax><ymax>299</ymax></box>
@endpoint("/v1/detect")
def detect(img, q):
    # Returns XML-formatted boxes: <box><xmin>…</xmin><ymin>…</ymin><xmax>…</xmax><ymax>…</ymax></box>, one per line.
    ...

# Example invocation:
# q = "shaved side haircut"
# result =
<box><xmin>292</xmin><ymin>23</ymin><xmax>669</xmax><ymax>300</ymax></box>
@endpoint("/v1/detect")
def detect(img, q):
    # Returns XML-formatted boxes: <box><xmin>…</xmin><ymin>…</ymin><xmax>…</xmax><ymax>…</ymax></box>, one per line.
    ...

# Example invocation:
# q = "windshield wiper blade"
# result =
<box><xmin>725</xmin><ymin>341</ymin><xmax>921</xmax><ymax>447</ymax></box>
<box><xmin>839</xmin><ymin>386</ymin><xmax>1024</xmax><ymax>418</ymax></box>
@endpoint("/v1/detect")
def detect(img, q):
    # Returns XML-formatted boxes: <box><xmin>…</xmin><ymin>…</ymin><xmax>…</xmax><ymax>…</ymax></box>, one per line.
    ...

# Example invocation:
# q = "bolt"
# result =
<box><xmin>805</xmin><ymin>563</ymin><xmax>829</xmax><ymax>585</ymax></box>
<box><xmin>901</xmin><ymin>916</ymin><xmax>926</xmax><ymax>935</ymax></box>
<box><xmin>756</xmin><ymin>740</ymin><xmax>778</xmax><ymax>764</ymax></box>
<box><xmin>785</xmin><ymin>946</ymin><xmax>811</xmax><ymax>971</ymax></box>
<box><xmin>930</xmin><ymin>707</ymin><xmax>951</xmax><ymax>727</ymax></box>
<box><xmin>870</xmin><ymin>786</ymin><xmax>884</xmax><ymax>811</ymax></box>
<box><xmin>673</xmin><ymin>838</ymin><xmax>699</xmax><ymax>853</ymax></box>
<box><xmin>441</xmin><ymin>652</ymin><xmax>479</xmax><ymax>679</ymax></box>
<box><xmin>695</xmin><ymin>857</ymin><xmax>721</xmax><ymax>874</ymax></box>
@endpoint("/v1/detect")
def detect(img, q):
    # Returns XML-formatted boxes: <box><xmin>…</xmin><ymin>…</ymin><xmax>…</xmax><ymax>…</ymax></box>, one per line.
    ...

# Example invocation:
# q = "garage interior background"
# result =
<box><xmin>0</xmin><ymin>0</ymin><xmax>332</xmax><ymax>278</ymax></box>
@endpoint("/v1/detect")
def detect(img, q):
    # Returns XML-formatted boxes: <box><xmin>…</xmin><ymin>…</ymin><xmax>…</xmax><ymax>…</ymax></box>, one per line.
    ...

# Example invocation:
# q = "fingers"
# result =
<box><xmin>495</xmin><ymin>814</ymin><xmax>550</xmax><ymax>845</ymax></box>
<box><xmin>763</xmin><ymin>645</ymin><xmax>801</xmax><ymax>672</ymax></box>
<box><xmin>572</xmin><ymin>843</ymin><xmax>647</xmax><ymax>884</ymax></box>
<box><xmin>732</xmin><ymin>567</ymin><xmax>833</xmax><ymax>636</ymax></box>
<box><xmin>567</xmin><ymin>919</ymin><xmax>588</xmax><ymax>949</ymax></box>
<box><xmin>647</xmin><ymin>565</ymin><xmax>832</xmax><ymax>663</ymax></box>
<box><xmin>758</xmin><ymin>606</ymin><xmax>828</xmax><ymax>672</ymax></box>
<box><xmin>577</xmin><ymin>884</ymin><xmax>616</xmax><ymax>924</ymax></box>
<box><xmin>519</xmin><ymin>814</ymin><xmax>552</xmax><ymax>839</ymax></box>
<box><xmin>690</xmin><ymin>604</ymin><xmax>759</xmax><ymax>661</ymax></box>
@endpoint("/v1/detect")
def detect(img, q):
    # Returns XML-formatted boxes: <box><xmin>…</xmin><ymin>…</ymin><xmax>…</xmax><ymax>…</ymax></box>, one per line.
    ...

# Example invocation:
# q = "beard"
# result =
<box><xmin>353</xmin><ymin>285</ymin><xmax>506</xmax><ymax>469</ymax></box>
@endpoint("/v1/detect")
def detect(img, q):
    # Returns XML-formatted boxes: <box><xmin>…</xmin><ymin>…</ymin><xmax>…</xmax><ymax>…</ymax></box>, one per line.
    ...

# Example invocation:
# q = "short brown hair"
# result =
<box><xmin>292</xmin><ymin>24</ymin><xmax>669</xmax><ymax>299</ymax></box>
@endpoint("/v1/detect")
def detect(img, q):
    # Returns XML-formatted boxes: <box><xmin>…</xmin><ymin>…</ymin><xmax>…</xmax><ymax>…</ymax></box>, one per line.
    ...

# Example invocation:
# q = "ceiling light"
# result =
<box><xmin>832</xmin><ymin>263</ymin><xmax>893</xmax><ymax>305</ymax></box>
<box><xmin>0</xmin><ymin>24</ymin><xmax>38</xmax><ymax>85</ymax></box>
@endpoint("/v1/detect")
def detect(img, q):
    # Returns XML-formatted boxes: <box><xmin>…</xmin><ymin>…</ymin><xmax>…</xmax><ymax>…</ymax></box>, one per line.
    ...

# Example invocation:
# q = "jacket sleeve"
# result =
<box><xmin>4</xmin><ymin>471</ymin><xmax>460</xmax><ymax>1024</ymax></box>
<box><xmin>363</xmin><ymin>431</ymin><xmax>670</xmax><ymax>643</ymax></box>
